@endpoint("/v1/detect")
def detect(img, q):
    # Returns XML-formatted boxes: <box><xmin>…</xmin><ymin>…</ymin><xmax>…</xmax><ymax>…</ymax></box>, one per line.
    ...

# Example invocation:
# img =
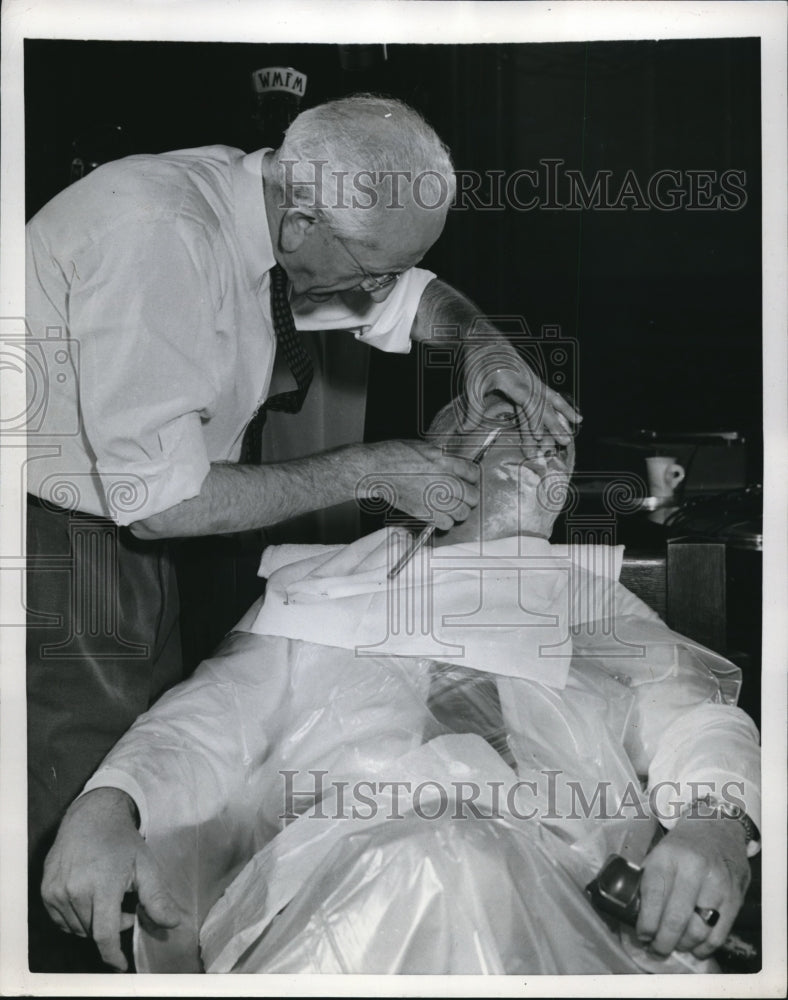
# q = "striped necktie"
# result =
<box><xmin>241</xmin><ymin>263</ymin><xmax>314</xmax><ymax>464</ymax></box>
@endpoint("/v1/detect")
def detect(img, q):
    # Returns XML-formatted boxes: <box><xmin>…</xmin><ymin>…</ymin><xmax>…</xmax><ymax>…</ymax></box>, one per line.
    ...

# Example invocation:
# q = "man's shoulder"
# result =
<box><xmin>29</xmin><ymin>144</ymin><xmax>248</xmax><ymax>246</ymax></box>
<box><xmin>80</xmin><ymin>144</ymin><xmax>245</xmax><ymax>204</ymax></box>
<box><xmin>118</xmin><ymin>143</ymin><xmax>246</xmax><ymax>173</ymax></box>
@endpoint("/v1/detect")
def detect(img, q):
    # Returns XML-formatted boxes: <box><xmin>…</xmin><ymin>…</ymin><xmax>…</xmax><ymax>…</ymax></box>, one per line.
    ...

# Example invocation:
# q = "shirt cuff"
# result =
<box><xmin>649</xmin><ymin>772</ymin><xmax>761</xmax><ymax>856</ymax></box>
<box><xmin>96</xmin><ymin>414</ymin><xmax>210</xmax><ymax>525</ymax></box>
<box><xmin>80</xmin><ymin>768</ymin><xmax>151</xmax><ymax>836</ymax></box>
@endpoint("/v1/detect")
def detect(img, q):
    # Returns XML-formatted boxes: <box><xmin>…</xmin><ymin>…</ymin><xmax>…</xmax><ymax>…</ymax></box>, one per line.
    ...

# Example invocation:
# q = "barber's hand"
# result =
<box><xmin>636</xmin><ymin>816</ymin><xmax>750</xmax><ymax>958</ymax></box>
<box><xmin>41</xmin><ymin>787</ymin><xmax>182</xmax><ymax>971</ymax></box>
<box><xmin>360</xmin><ymin>440</ymin><xmax>480</xmax><ymax>530</ymax></box>
<box><xmin>462</xmin><ymin>341</ymin><xmax>581</xmax><ymax>447</ymax></box>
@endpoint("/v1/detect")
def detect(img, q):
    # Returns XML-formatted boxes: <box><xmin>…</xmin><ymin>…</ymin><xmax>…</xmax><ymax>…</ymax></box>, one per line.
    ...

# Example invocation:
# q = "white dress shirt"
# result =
<box><xmin>25</xmin><ymin>146</ymin><xmax>435</xmax><ymax>524</ymax></box>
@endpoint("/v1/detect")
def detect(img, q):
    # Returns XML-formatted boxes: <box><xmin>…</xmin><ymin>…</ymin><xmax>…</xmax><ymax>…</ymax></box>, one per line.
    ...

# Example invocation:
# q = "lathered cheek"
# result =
<box><xmin>480</xmin><ymin>465</ymin><xmax>551</xmax><ymax>538</ymax></box>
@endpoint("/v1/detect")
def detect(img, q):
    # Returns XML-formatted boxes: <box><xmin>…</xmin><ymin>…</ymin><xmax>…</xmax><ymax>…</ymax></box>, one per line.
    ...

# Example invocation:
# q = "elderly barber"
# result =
<box><xmin>25</xmin><ymin>93</ymin><xmax>579</xmax><ymax>969</ymax></box>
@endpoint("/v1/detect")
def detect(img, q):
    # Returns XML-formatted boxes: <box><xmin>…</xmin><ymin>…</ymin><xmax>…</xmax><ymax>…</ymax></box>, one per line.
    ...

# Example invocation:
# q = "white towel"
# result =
<box><xmin>236</xmin><ymin>530</ymin><xmax>626</xmax><ymax>687</ymax></box>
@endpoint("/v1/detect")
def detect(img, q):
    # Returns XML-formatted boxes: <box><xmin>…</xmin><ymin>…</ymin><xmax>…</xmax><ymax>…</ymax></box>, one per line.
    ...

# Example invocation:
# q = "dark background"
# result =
<box><xmin>25</xmin><ymin>37</ymin><xmax>762</xmax><ymax>465</ymax></box>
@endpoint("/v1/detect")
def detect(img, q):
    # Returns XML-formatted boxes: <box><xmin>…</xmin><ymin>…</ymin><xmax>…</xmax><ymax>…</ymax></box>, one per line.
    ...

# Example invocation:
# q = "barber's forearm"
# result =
<box><xmin>128</xmin><ymin>448</ymin><xmax>374</xmax><ymax>540</ymax></box>
<box><xmin>410</xmin><ymin>276</ymin><xmax>525</xmax><ymax>393</ymax></box>
<box><xmin>410</xmin><ymin>278</ymin><xmax>499</xmax><ymax>344</ymax></box>
<box><xmin>129</xmin><ymin>436</ymin><xmax>481</xmax><ymax>540</ymax></box>
<box><xmin>411</xmin><ymin>279</ymin><xmax>580</xmax><ymax>442</ymax></box>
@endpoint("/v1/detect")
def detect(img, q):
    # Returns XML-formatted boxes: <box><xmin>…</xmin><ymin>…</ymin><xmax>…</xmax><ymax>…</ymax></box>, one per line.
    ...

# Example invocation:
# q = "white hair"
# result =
<box><xmin>272</xmin><ymin>94</ymin><xmax>456</xmax><ymax>244</ymax></box>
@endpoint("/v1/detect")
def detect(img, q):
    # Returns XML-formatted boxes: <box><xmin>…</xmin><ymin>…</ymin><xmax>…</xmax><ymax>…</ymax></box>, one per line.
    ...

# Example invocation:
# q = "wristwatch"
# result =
<box><xmin>718</xmin><ymin>802</ymin><xmax>760</xmax><ymax>845</ymax></box>
<box><xmin>681</xmin><ymin>795</ymin><xmax>760</xmax><ymax>845</ymax></box>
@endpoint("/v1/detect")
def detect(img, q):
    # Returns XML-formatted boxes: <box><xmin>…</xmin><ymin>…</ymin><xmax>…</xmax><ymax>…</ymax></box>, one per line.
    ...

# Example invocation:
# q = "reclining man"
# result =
<box><xmin>41</xmin><ymin>399</ymin><xmax>760</xmax><ymax>975</ymax></box>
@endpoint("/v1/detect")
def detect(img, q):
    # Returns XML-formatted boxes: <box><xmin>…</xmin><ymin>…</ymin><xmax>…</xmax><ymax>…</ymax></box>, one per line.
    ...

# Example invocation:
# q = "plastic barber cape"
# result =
<box><xmin>83</xmin><ymin>529</ymin><xmax>760</xmax><ymax>975</ymax></box>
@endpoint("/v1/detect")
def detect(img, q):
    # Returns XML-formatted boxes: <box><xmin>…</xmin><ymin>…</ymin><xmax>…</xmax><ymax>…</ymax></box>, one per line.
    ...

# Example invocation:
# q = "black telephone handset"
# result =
<box><xmin>585</xmin><ymin>854</ymin><xmax>756</xmax><ymax>961</ymax></box>
<box><xmin>585</xmin><ymin>853</ymin><xmax>643</xmax><ymax>924</ymax></box>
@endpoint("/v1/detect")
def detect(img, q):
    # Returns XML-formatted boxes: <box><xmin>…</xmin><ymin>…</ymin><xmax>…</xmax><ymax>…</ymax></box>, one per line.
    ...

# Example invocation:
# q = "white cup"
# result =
<box><xmin>646</xmin><ymin>455</ymin><xmax>686</xmax><ymax>498</ymax></box>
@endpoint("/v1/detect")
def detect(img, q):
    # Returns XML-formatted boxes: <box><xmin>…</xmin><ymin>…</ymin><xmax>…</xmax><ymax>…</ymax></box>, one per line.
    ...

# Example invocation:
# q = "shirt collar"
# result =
<box><xmin>232</xmin><ymin>148</ymin><xmax>276</xmax><ymax>288</ymax></box>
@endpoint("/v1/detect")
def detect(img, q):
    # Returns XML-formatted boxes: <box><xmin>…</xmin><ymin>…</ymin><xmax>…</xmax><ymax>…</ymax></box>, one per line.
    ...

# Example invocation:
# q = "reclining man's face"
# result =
<box><xmin>434</xmin><ymin>399</ymin><xmax>576</xmax><ymax>545</ymax></box>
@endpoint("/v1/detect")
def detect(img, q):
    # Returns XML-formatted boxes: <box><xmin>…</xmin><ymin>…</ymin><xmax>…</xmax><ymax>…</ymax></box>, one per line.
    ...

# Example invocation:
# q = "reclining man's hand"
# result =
<box><xmin>41</xmin><ymin>787</ymin><xmax>182</xmax><ymax>971</ymax></box>
<box><xmin>636</xmin><ymin>815</ymin><xmax>751</xmax><ymax>959</ymax></box>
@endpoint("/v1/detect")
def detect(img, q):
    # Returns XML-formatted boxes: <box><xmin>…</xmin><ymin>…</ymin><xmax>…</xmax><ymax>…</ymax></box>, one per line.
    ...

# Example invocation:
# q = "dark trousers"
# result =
<box><xmin>26</xmin><ymin>497</ymin><xmax>183</xmax><ymax>972</ymax></box>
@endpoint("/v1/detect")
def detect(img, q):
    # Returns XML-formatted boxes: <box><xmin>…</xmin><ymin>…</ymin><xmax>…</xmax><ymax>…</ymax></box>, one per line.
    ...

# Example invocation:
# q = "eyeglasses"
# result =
<box><xmin>333</xmin><ymin>233</ymin><xmax>401</xmax><ymax>293</ymax></box>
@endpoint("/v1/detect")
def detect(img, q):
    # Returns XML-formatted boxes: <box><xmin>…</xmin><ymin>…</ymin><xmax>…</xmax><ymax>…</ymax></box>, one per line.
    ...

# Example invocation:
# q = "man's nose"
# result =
<box><xmin>516</xmin><ymin>439</ymin><xmax>555</xmax><ymax>461</ymax></box>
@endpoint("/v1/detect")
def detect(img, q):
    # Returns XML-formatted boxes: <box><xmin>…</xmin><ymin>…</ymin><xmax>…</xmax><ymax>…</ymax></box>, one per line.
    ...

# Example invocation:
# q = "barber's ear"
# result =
<box><xmin>280</xmin><ymin>208</ymin><xmax>319</xmax><ymax>252</ymax></box>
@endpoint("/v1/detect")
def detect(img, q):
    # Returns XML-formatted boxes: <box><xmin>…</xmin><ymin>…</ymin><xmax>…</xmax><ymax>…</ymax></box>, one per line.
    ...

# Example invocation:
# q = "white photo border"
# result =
<box><xmin>1</xmin><ymin>2</ymin><xmax>786</xmax><ymax>997</ymax></box>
